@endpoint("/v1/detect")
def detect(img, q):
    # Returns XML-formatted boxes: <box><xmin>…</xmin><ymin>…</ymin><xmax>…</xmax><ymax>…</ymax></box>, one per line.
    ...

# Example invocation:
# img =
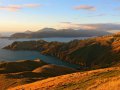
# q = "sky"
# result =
<box><xmin>0</xmin><ymin>0</ymin><xmax>120</xmax><ymax>32</ymax></box>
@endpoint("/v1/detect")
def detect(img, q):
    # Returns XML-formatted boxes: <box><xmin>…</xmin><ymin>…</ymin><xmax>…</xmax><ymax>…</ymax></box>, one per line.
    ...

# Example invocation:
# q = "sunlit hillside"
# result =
<box><xmin>9</xmin><ymin>66</ymin><xmax>120</xmax><ymax>90</ymax></box>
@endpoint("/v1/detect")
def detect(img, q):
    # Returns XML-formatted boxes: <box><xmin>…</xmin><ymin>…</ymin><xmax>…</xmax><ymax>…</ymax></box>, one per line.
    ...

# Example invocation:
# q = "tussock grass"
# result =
<box><xmin>9</xmin><ymin>67</ymin><xmax>120</xmax><ymax>90</ymax></box>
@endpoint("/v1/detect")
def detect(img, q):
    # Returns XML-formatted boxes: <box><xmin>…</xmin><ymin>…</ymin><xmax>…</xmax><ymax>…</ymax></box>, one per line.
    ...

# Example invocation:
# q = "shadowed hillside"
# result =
<box><xmin>0</xmin><ymin>59</ymin><xmax>77</xmax><ymax>90</ymax></box>
<box><xmin>9</xmin><ymin>66</ymin><xmax>120</xmax><ymax>90</ymax></box>
<box><xmin>4</xmin><ymin>33</ymin><xmax>120</xmax><ymax>69</ymax></box>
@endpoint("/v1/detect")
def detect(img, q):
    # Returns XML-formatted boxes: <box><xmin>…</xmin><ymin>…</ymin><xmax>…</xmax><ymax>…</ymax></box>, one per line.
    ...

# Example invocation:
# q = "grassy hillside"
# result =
<box><xmin>9</xmin><ymin>66</ymin><xmax>120</xmax><ymax>90</ymax></box>
<box><xmin>4</xmin><ymin>33</ymin><xmax>120</xmax><ymax>69</ymax></box>
<box><xmin>0</xmin><ymin>59</ymin><xmax>77</xmax><ymax>90</ymax></box>
<box><xmin>2</xmin><ymin>33</ymin><xmax>120</xmax><ymax>90</ymax></box>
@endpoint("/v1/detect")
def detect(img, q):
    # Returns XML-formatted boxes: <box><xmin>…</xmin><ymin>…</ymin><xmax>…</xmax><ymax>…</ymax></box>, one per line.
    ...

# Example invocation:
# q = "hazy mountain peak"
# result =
<box><xmin>38</xmin><ymin>28</ymin><xmax>57</xmax><ymax>32</ymax></box>
<box><xmin>24</xmin><ymin>30</ymin><xmax>32</xmax><ymax>34</ymax></box>
<box><xmin>59</xmin><ymin>28</ymin><xmax>75</xmax><ymax>31</ymax></box>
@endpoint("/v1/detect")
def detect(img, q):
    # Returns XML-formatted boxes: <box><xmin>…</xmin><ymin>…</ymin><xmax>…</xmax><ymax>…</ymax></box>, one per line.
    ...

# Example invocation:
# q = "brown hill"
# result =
<box><xmin>0</xmin><ymin>59</ymin><xmax>47</xmax><ymax>73</ymax></box>
<box><xmin>32</xmin><ymin>64</ymin><xmax>77</xmax><ymax>76</ymax></box>
<box><xmin>4</xmin><ymin>33</ymin><xmax>120</xmax><ymax>69</ymax></box>
<box><xmin>0</xmin><ymin>59</ymin><xmax>77</xmax><ymax>90</ymax></box>
<box><xmin>9</xmin><ymin>66</ymin><xmax>120</xmax><ymax>90</ymax></box>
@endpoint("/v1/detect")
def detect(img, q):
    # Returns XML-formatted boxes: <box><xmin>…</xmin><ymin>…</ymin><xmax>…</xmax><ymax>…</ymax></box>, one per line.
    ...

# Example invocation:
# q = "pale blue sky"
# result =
<box><xmin>0</xmin><ymin>0</ymin><xmax>120</xmax><ymax>32</ymax></box>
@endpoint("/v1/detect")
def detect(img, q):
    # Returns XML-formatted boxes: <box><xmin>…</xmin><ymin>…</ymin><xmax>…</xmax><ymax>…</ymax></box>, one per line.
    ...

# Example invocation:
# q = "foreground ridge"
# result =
<box><xmin>9</xmin><ymin>66</ymin><xmax>120</xmax><ymax>90</ymax></box>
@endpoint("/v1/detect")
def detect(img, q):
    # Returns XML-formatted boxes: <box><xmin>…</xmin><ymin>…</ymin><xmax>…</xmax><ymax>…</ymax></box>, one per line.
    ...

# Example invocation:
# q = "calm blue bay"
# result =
<box><xmin>0</xmin><ymin>37</ymin><xmax>90</xmax><ymax>68</ymax></box>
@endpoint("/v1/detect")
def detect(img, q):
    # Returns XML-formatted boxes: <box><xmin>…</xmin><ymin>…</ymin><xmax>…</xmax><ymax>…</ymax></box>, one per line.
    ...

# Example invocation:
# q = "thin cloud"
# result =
<box><xmin>0</xmin><ymin>4</ymin><xmax>41</xmax><ymax>12</ymax></box>
<box><xmin>73</xmin><ymin>5</ymin><xmax>96</xmax><ymax>11</ymax></box>
<box><xmin>59</xmin><ymin>22</ymin><xmax>120</xmax><ymax>31</ymax></box>
<box><xmin>23</xmin><ymin>4</ymin><xmax>41</xmax><ymax>8</ymax></box>
<box><xmin>59</xmin><ymin>22</ymin><xmax>97</xmax><ymax>30</ymax></box>
<box><xmin>88</xmin><ymin>13</ymin><xmax>106</xmax><ymax>17</ymax></box>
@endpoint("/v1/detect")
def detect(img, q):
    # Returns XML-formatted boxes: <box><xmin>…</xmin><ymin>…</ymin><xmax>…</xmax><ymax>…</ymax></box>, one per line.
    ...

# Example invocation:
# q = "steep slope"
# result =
<box><xmin>0</xmin><ymin>59</ymin><xmax>77</xmax><ymax>90</ymax></box>
<box><xmin>9</xmin><ymin>66</ymin><xmax>120</xmax><ymax>90</ymax></box>
<box><xmin>4</xmin><ymin>33</ymin><xmax>120</xmax><ymax>69</ymax></box>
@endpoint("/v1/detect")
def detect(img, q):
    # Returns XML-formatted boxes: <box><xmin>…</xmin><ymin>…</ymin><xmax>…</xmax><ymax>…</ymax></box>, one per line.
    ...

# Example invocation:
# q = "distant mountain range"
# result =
<box><xmin>10</xmin><ymin>28</ymin><xmax>111</xmax><ymax>38</ymax></box>
<box><xmin>0</xmin><ymin>32</ymin><xmax>15</xmax><ymax>37</ymax></box>
<box><xmin>0</xmin><ymin>34</ymin><xmax>2</xmax><ymax>37</ymax></box>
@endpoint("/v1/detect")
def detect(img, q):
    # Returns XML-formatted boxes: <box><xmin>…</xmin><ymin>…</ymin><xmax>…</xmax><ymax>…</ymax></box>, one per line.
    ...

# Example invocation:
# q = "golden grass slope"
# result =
<box><xmin>9</xmin><ymin>66</ymin><xmax>120</xmax><ymax>90</ymax></box>
<box><xmin>0</xmin><ymin>59</ymin><xmax>77</xmax><ymax>90</ymax></box>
